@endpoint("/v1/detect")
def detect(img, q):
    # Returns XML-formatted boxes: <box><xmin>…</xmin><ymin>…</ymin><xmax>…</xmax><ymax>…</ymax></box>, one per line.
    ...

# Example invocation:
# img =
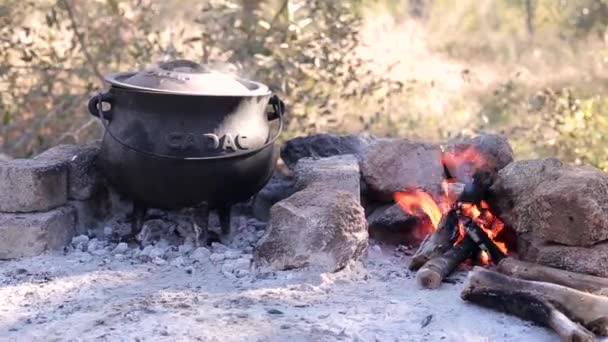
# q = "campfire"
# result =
<box><xmin>391</xmin><ymin>146</ymin><xmax>608</xmax><ymax>341</ymax></box>
<box><xmin>394</xmin><ymin>146</ymin><xmax>514</xmax><ymax>288</ymax></box>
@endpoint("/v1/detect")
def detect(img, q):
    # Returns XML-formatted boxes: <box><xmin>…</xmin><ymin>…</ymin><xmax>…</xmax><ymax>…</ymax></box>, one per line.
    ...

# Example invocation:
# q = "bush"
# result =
<box><xmin>0</xmin><ymin>0</ymin><xmax>402</xmax><ymax>157</ymax></box>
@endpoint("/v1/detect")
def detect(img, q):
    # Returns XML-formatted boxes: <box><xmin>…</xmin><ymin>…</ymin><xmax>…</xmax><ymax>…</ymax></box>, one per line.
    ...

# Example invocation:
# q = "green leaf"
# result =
<box><xmin>2</xmin><ymin>111</ymin><xmax>11</xmax><ymax>125</ymax></box>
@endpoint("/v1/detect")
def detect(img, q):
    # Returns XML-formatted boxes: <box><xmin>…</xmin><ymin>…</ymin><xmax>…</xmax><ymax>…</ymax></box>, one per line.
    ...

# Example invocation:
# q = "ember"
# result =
<box><xmin>394</xmin><ymin>146</ymin><xmax>515</xmax><ymax>288</ymax></box>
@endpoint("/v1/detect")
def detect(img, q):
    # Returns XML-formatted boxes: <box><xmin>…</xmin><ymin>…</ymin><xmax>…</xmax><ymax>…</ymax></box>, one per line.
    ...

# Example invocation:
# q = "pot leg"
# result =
<box><xmin>128</xmin><ymin>202</ymin><xmax>147</xmax><ymax>244</ymax></box>
<box><xmin>218</xmin><ymin>206</ymin><xmax>231</xmax><ymax>238</ymax></box>
<box><xmin>191</xmin><ymin>203</ymin><xmax>210</xmax><ymax>247</ymax></box>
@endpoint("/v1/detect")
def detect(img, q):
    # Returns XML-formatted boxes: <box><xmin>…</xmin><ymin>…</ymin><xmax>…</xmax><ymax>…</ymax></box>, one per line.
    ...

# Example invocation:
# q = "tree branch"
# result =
<box><xmin>59</xmin><ymin>0</ymin><xmax>105</xmax><ymax>85</ymax></box>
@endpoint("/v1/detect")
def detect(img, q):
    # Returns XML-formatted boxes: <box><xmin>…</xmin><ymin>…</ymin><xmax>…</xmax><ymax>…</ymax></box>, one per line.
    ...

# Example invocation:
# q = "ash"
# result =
<box><xmin>0</xmin><ymin>228</ymin><xmax>561</xmax><ymax>342</ymax></box>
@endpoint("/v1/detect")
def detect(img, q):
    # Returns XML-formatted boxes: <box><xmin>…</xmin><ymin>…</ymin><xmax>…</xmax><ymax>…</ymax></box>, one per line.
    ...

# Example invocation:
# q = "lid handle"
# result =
<box><xmin>158</xmin><ymin>60</ymin><xmax>208</xmax><ymax>73</ymax></box>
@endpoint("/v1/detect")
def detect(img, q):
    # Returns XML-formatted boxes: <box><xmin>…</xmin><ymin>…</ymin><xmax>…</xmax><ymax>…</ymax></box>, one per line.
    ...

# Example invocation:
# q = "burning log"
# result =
<box><xmin>409</xmin><ymin>208</ymin><xmax>459</xmax><ymax>271</ymax></box>
<box><xmin>497</xmin><ymin>257</ymin><xmax>608</xmax><ymax>295</ymax></box>
<box><xmin>462</xmin><ymin>267</ymin><xmax>608</xmax><ymax>337</ymax></box>
<box><xmin>457</xmin><ymin>169</ymin><xmax>495</xmax><ymax>205</ymax></box>
<box><xmin>416</xmin><ymin>236</ymin><xmax>477</xmax><ymax>289</ymax></box>
<box><xmin>462</xmin><ymin>217</ymin><xmax>506</xmax><ymax>263</ymax></box>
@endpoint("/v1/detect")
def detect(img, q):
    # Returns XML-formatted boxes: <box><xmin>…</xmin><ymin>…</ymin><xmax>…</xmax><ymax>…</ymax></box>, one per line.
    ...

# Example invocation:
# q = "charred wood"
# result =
<box><xmin>497</xmin><ymin>257</ymin><xmax>608</xmax><ymax>295</ymax></box>
<box><xmin>409</xmin><ymin>208</ymin><xmax>459</xmax><ymax>271</ymax></box>
<box><xmin>458</xmin><ymin>169</ymin><xmax>495</xmax><ymax>205</ymax></box>
<box><xmin>462</xmin><ymin>217</ymin><xmax>506</xmax><ymax>263</ymax></box>
<box><xmin>416</xmin><ymin>236</ymin><xmax>477</xmax><ymax>289</ymax></box>
<box><xmin>462</xmin><ymin>279</ymin><xmax>595</xmax><ymax>341</ymax></box>
<box><xmin>462</xmin><ymin>267</ymin><xmax>608</xmax><ymax>337</ymax></box>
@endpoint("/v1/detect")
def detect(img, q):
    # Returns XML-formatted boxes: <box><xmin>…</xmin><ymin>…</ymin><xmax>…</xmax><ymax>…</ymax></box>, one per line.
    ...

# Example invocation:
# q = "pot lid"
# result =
<box><xmin>105</xmin><ymin>59</ymin><xmax>270</xmax><ymax>96</ymax></box>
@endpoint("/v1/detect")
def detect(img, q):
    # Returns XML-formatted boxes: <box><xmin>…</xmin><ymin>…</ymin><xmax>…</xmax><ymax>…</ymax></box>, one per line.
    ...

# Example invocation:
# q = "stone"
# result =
<box><xmin>224</xmin><ymin>250</ymin><xmax>242</xmax><ymax>260</ymax></box>
<box><xmin>0</xmin><ymin>206</ymin><xmax>76</xmax><ymax>259</ymax></box>
<box><xmin>153</xmin><ymin>257</ymin><xmax>167</xmax><ymax>265</ymax></box>
<box><xmin>520</xmin><ymin>242</ymin><xmax>608</xmax><ymax>278</ymax></box>
<box><xmin>444</xmin><ymin>134</ymin><xmax>514</xmax><ymax>183</ymax></box>
<box><xmin>113</xmin><ymin>242</ymin><xmax>129</xmax><ymax>254</ymax></box>
<box><xmin>252</xmin><ymin>171</ymin><xmax>296</xmax><ymax>221</ymax></box>
<box><xmin>359</xmin><ymin>139</ymin><xmax>444</xmax><ymax>201</ymax></box>
<box><xmin>222</xmin><ymin>271</ymin><xmax>236</xmax><ymax>279</ymax></box>
<box><xmin>254</xmin><ymin>186</ymin><xmax>368</xmax><ymax>272</ymax></box>
<box><xmin>190</xmin><ymin>247</ymin><xmax>211</xmax><ymax>262</ymax></box>
<box><xmin>210</xmin><ymin>253</ymin><xmax>225</xmax><ymax>263</ymax></box>
<box><xmin>178</xmin><ymin>244</ymin><xmax>194</xmax><ymax>255</ymax></box>
<box><xmin>489</xmin><ymin>158</ymin><xmax>563</xmax><ymax>223</ymax></box>
<box><xmin>170</xmin><ymin>257</ymin><xmax>185</xmax><ymax>267</ymax></box>
<box><xmin>247</xmin><ymin>218</ymin><xmax>267</xmax><ymax>231</ymax></box>
<box><xmin>140</xmin><ymin>245</ymin><xmax>154</xmax><ymax>257</ymax></box>
<box><xmin>0</xmin><ymin>158</ymin><xmax>67</xmax><ymax>212</ymax></box>
<box><xmin>234</xmin><ymin>269</ymin><xmax>250</xmax><ymax>278</ymax></box>
<box><xmin>91</xmin><ymin>248</ymin><xmax>108</xmax><ymax>256</ymax></box>
<box><xmin>87</xmin><ymin>238</ymin><xmax>101</xmax><ymax>252</ymax></box>
<box><xmin>491</xmin><ymin>159</ymin><xmax>608</xmax><ymax>247</ymax></box>
<box><xmin>233</xmin><ymin>258</ymin><xmax>251</xmax><ymax>271</ymax></box>
<box><xmin>294</xmin><ymin>155</ymin><xmax>360</xmax><ymax>201</ymax></box>
<box><xmin>71</xmin><ymin>234</ymin><xmax>89</xmax><ymax>247</ymax></box>
<box><xmin>281</xmin><ymin>133</ymin><xmax>376</xmax><ymax>168</ymax></box>
<box><xmin>149</xmin><ymin>247</ymin><xmax>167</xmax><ymax>259</ymax></box>
<box><xmin>222</xmin><ymin>261</ymin><xmax>236</xmax><ymax>273</ymax></box>
<box><xmin>34</xmin><ymin>143</ymin><xmax>101</xmax><ymax>200</ymax></box>
<box><xmin>367</xmin><ymin>203</ymin><xmax>416</xmax><ymax>232</ymax></box>
<box><xmin>366</xmin><ymin>203</ymin><xmax>417</xmax><ymax>244</ymax></box>
<box><xmin>211</xmin><ymin>242</ymin><xmax>229</xmax><ymax>253</ymax></box>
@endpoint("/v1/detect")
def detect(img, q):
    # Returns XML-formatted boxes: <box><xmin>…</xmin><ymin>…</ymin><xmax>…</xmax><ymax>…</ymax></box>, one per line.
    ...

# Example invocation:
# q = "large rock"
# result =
<box><xmin>254</xmin><ymin>186</ymin><xmax>368</xmax><ymax>272</ymax></box>
<box><xmin>445</xmin><ymin>134</ymin><xmax>513</xmax><ymax>178</ymax></box>
<box><xmin>491</xmin><ymin>159</ymin><xmax>608</xmax><ymax>248</ymax></box>
<box><xmin>519</xmin><ymin>242</ymin><xmax>608</xmax><ymax>278</ymax></box>
<box><xmin>360</xmin><ymin>139</ymin><xmax>444</xmax><ymax>201</ymax></box>
<box><xmin>35</xmin><ymin>143</ymin><xmax>101</xmax><ymax>200</ymax></box>
<box><xmin>294</xmin><ymin>154</ymin><xmax>360</xmax><ymax>201</ymax></box>
<box><xmin>489</xmin><ymin>158</ymin><xmax>563</xmax><ymax>224</ymax></box>
<box><xmin>281</xmin><ymin>133</ymin><xmax>376</xmax><ymax>168</ymax></box>
<box><xmin>366</xmin><ymin>203</ymin><xmax>417</xmax><ymax>244</ymax></box>
<box><xmin>367</xmin><ymin>203</ymin><xmax>415</xmax><ymax>232</ymax></box>
<box><xmin>252</xmin><ymin>171</ymin><xmax>296</xmax><ymax>221</ymax></box>
<box><xmin>0</xmin><ymin>206</ymin><xmax>76</xmax><ymax>259</ymax></box>
<box><xmin>0</xmin><ymin>158</ymin><xmax>67</xmax><ymax>212</ymax></box>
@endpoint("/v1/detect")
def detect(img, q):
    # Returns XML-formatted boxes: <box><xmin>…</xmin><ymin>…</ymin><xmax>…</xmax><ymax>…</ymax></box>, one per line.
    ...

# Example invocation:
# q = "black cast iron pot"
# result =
<box><xmin>88</xmin><ymin>60</ymin><xmax>285</xmax><ymax>210</ymax></box>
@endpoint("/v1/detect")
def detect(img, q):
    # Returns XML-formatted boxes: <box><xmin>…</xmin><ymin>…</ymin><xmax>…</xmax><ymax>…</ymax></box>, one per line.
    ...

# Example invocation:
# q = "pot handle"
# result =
<box><xmin>92</xmin><ymin>93</ymin><xmax>286</xmax><ymax>161</ymax></box>
<box><xmin>267</xmin><ymin>95</ymin><xmax>285</xmax><ymax>121</ymax></box>
<box><xmin>88</xmin><ymin>92</ymin><xmax>114</xmax><ymax>121</ymax></box>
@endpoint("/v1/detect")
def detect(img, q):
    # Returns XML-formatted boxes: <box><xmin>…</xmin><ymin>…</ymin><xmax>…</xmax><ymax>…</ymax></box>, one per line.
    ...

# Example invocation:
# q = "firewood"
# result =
<box><xmin>462</xmin><ymin>267</ymin><xmax>608</xmax><ymax>337</ymax></box>
<box><xmin>409</xmin><ymin>209</ymin><xmax>459</xmax><ymax>271</ymax></box>
<box><xmin>497</xmin><ymin>257</ymin><xmax>608</xmax><ymax>295</ymax></box>
<box><xmin>416</xmin><ymin>236</ymin><xmax>477</xmax><ymax>289</ymax></box>
<box><xmin>462</xmin><ymin>280</ymin><xmax>595</xmax><ymax>342</ymax></box>
<box><xmin>462</xmin><ymin>218</ymin><xmax>506</xmax><ymax>263</ymax></box>
<box><xmin>458</xmin><ymin>169</ymin><xmax>495</xmax><ymax>205</ymax></box>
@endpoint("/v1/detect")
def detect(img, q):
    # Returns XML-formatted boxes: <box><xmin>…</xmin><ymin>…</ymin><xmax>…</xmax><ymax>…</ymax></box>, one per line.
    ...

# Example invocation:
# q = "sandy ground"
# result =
<box><xmin>0</xmin><ymin>237</ymin><xmax>585</xmax><ymax>342</ymax></box>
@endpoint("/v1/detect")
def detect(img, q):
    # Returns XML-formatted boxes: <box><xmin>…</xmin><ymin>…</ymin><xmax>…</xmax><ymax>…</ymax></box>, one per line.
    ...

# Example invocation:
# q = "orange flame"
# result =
<box><xmin>393</xmin><ymin>146</ymin><xmax>511</xmax><ymax>265</ymax></box>
<box><xmin>442</xmin><ymin>146</ymin><xmax>488</xmax><ymax>180</ymax></box>
<box><xmin>394</xmin><ymin>190</ymin><xmax>443</xmax><ymax>239</ymax></box>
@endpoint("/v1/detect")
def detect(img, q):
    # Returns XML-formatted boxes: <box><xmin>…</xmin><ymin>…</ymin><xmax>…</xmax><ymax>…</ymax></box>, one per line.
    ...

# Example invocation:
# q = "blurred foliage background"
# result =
<box><xmin>1</xmin><ymin>0</ymin><xmax>607</xmax><ymax>170</ymax></box>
